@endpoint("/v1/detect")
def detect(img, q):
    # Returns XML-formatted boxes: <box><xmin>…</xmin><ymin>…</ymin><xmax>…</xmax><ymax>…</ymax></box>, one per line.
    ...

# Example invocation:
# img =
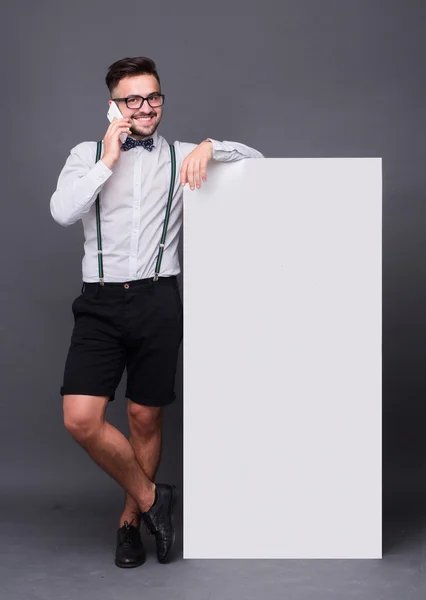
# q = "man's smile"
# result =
<box><xmin>133</xmin><ymin>115</ymin><xmax>155</xmax><ymax>124</ymax></box>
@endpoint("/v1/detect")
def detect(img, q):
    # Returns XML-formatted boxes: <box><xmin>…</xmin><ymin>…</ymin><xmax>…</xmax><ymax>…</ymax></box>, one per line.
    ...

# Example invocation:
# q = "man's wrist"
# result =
<box><xmin>101</xmin><ymin>155</ymin><xmax>116</xmax><ymax>170</ymax></box>
<box><xmin>201</xmin><ymin>139</ymin><xmax>213</xmax><ymax>158</ymax></box>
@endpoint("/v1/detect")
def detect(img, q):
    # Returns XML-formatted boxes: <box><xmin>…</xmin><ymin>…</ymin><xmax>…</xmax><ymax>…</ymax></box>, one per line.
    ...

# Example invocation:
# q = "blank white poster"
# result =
<box><xmin>183</xmin><ymin>157</ymin><xmax>382</xmax><ymax>559</ymax></box>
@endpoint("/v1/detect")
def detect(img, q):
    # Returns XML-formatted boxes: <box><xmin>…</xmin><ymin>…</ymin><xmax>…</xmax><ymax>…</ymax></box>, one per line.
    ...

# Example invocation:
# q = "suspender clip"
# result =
<box><xmin>153</xmin><ymin>273</ymin><xmax>159</xmax><ymax>282</ymax></box>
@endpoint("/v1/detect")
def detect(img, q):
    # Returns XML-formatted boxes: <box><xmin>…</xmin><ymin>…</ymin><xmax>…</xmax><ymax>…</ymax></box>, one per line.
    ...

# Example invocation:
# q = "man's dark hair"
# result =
<box><xmin>105</xmin><ymin>57</ymin><xmax>161</xmax><ymax>93</ymax></box>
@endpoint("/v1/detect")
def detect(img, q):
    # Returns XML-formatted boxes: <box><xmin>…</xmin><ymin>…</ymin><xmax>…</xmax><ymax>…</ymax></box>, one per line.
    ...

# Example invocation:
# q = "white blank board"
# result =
<box><xmin>183</xmin><ymin>158</ymin><xmax>382</xmax><ymax>559</ymax></box>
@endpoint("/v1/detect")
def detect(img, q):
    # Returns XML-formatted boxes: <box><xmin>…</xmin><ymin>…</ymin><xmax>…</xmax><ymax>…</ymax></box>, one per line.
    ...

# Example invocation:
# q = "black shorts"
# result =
<box><xmin>60</xmin><ymin>276</ymin><xmax>183</xmax><ymax>407</ymax></box>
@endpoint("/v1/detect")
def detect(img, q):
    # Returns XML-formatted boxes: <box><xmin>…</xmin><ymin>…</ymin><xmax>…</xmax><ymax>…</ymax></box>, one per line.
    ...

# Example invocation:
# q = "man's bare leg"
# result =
<box><xmin>63</xmin><ymin>395</ymin><xmax>155</xmax><ymax>512</ymax></box>
<box><xmin>119</xmin><ymin>401</ymin><xmax>163</xmax><ymax>527</ymax></box>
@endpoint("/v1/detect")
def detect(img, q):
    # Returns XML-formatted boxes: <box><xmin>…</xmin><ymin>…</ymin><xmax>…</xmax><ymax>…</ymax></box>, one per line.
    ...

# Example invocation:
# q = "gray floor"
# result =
<box><xmin>0</xmin><ymin>489</ymin><xmax>424</xmax><ymax>600</ymax></box>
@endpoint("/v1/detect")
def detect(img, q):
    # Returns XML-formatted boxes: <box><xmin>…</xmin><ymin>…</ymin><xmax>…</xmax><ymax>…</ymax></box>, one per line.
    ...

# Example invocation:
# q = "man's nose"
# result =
<box><xmin>141</xmin><ymin>98</ymin><xmax>155</xmax><ymax>112</ymax></box>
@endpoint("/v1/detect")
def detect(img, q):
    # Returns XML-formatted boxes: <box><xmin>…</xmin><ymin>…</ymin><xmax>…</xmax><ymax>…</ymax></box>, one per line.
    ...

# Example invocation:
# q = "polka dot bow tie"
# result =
<box><xmin>121</xmin><ymin>137</ymin><xmax>154</xmax><ymax>152</ymax></box>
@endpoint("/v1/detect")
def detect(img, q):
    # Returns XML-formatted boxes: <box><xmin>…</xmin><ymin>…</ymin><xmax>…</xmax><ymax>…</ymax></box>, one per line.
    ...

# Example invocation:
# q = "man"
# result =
<box><xmin>50</xmin><ymin>56</ymin><xmax>264</xmax><ymax>568</ymax></box>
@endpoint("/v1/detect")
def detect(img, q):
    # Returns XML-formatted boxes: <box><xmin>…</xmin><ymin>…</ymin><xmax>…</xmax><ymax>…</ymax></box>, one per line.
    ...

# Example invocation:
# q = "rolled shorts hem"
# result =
<box><xmin>60</xmin><ymin>386</ymin><xmax>116</xmax><ymax>401</ymax></box>
<box><xmin>125</xmin><ymin>391</ymin><xmax>176</xmax><ymax>407</ymax></box>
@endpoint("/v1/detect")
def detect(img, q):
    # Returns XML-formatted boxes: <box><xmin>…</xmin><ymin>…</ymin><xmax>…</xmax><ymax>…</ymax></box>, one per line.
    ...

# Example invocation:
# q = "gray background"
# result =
<box><xmin>1</xmin><ymin>0</ymin><xmax>425</xmax><ymax>598</ymax></box>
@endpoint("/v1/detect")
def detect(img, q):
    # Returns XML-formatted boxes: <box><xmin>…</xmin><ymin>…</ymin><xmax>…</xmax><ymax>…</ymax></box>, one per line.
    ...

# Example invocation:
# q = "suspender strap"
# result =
<box><xmin>95</xmin><ymin>141</ymin><xmax>104</xmax><ymax>285</ymax></box>
<box><xmin>153</xmin><ymin>144</ymin><xmax>176</xmax><ymax>281</ymax></box>
<box><xmin>93</xmin><ymin>142</ymin><xmax>176</xmax><ymax>284</ymax></box>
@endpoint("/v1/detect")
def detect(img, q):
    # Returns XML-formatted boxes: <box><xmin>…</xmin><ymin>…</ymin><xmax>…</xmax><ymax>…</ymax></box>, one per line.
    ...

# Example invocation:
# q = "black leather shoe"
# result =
<box><xmin>141</xmin><ymin>483</ymin><xmax>178</xmax><ymax>563</ymax></box>
<box><xmin>115</xmin><ymin>520</ymin><xmax>146</xmax><ymax>568</ymax></box>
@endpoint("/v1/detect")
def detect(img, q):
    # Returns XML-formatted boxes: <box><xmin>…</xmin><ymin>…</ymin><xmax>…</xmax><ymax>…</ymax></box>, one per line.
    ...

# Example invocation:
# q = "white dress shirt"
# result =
<box><xmin>50</xmin><ymin>130</ymin><xmax>264</xmax><ymax>282</ymax></box>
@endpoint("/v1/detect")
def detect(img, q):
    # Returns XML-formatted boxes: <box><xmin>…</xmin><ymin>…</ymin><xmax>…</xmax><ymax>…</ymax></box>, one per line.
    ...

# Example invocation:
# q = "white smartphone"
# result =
<box><xmin>107</xmin><ymin>101</ymin><xmax>128</xmax><ymax>143</ymax></box>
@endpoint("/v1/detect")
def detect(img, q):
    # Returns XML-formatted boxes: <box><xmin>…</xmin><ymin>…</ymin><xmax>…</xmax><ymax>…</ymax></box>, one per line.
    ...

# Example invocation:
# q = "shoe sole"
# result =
<box><xmin>114</xmin><ymin>556</ymin><xmax>146</xmax><ymax>568</ymax></box>
<box><xmin>158</xmin><ymin>484</ymin><xmax>179</xmax><ymax>564</ymax></box>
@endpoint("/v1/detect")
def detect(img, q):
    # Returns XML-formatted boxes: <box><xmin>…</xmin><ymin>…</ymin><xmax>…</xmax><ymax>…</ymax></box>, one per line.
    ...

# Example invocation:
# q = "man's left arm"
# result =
<box><xmin>177</xmin><ymin>139</ymin><xmax>264</xmax><ymax>190</ymax></box>
<box><xmin>204</xmin><ymin>138</ymin><xmax>265</xmax><ymax>162</ymax></box>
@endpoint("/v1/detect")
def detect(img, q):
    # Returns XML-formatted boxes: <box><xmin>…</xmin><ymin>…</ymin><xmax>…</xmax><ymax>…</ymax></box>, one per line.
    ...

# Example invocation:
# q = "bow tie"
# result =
<box><xmin>121</xmin><ymin>137</ymin><xmax>154</xmax><ymax>152</ymax></box>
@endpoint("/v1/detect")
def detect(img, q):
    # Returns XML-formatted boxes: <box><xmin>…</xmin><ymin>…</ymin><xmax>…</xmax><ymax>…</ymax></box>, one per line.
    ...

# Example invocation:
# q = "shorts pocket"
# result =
<box><xmin>71</xmin><ymin>294</ymin><xmax>83</xmax><ymax>315</ymax></box>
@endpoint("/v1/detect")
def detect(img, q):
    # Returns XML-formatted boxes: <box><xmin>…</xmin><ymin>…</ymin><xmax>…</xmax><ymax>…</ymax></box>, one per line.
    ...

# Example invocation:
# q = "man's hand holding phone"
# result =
<box><xmin>102</xmin><ymin>102</ymin><xmax>131</xmax><ymax>170</ymax></box>
<box><xmin>102</xmin><ymin>116</ymin><xmax>132</xmax><ymax>170</ymax></box>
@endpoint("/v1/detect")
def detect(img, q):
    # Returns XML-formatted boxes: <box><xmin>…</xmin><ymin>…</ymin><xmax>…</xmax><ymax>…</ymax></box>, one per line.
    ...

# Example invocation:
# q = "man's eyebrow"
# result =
<box><xmin>128</xmin><ymin>91</ymin><xmax>160</xmax><ymax>97</ymax></box>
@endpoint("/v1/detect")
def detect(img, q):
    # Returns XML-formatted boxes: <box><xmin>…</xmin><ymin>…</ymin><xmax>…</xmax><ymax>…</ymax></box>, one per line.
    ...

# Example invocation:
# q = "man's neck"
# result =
<box><xmin>130</xmin><ymin>129</ymin><xmax>158</xmax><ymax>141</ymax></box>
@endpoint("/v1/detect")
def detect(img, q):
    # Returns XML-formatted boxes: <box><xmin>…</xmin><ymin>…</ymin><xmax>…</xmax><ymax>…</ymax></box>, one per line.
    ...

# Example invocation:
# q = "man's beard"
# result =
<box><xmin>129</xmin><ymin>115</ymin><xmax>159</xmax><ymax>139</ymax></box>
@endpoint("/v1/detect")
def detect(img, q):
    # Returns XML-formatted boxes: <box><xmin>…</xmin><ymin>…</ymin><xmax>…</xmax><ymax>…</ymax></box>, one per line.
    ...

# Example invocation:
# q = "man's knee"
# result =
<box><xmin>127</xmin><ymin>401</ymin><xmax>162</xmax><ymax>437</ymax></box>
<box><xmin>63</xmin><ymin>395</ymin><xmax>107</xmax><ymax>442</ymax></box>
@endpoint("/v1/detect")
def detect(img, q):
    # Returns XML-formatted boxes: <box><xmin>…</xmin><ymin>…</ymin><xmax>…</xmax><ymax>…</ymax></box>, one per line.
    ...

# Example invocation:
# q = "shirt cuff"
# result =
<box><xmin>96</xmin><ymin>158</ymin><xmax>113</xmax><ymax>179</ymax></box>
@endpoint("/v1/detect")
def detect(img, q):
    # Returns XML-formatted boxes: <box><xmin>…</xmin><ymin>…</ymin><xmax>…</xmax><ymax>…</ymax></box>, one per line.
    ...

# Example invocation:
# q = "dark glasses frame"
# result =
<box><xmin>111</xmin><ymin>93</ymin><xmax>165</xmax><ymax>109</ymax></box>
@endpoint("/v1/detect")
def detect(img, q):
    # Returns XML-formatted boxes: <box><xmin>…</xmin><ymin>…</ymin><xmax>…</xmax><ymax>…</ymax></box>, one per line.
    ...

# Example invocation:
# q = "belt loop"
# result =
<box><xmin>81</xmin><ymin>282</ymin><xmax>85</xmax><ymax>293</ymax></box>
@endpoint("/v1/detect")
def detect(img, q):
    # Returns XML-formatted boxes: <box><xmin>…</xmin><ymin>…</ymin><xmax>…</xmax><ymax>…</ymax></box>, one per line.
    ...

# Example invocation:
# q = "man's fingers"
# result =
<box><xmin>181</xmin><ymin>153</ymin><xmax>209</xmax><ymax>188</ymax></box>
<box><xmin>105</xmin><ymin>125</ymin><xmax>131</xmax><ymax>142</ymax></box>
<box><xmin>108</xmin><ymin>117</ymin><xmax>131</xmax><ymax>133</ymax></box>
<box><xmin>200</xmin><ymin>159</ymin><xmax>207</xmax><ymax>182</ymax></box>
<box><xmin>187</xmin><ymin>159</ymin><xmax>196</xmax><ymax>190</ymax></box>
<box><xmin>195</xmin><ymin>162</ymin><xmax>201</xmax><ymax>189</ymax></box>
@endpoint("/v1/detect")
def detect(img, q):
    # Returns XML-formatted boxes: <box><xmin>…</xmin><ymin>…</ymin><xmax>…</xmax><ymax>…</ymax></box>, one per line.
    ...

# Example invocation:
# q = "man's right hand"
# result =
<box><xmin>101</xmin><ymin>117</ymin><xmax>132</xmax><ymax>170</ymax></box>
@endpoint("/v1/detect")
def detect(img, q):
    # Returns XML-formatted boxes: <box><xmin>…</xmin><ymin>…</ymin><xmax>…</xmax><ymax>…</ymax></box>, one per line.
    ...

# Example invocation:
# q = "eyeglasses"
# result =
<box><xmin>112</xmin><ymin>93</ymin><xmax>165</xmax><ymax>109</ymax></box>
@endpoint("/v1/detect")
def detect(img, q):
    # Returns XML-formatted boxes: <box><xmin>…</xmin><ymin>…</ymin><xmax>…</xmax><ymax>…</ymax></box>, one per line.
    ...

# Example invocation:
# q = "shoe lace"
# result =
<box><xmin>121</xmin><ymin>519</ymin><xmax>136</xmax><ymax>545</ymax></box>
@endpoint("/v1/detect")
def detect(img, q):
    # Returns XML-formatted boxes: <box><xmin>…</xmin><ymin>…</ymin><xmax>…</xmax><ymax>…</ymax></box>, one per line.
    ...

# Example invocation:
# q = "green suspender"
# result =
<box><xmin>95</xmin><ymin>141</ymin><xmax>104</xmax><ymax>285</ymax></box>
<box><xmin>154</xmin><ymin>144</ymin><xmax>176</xmax><ymax>281</ymax></box>
<box><xmin>94</xmin><ymin>141</ymin><xmax>176</xmax><ymax>285</ymax></box>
